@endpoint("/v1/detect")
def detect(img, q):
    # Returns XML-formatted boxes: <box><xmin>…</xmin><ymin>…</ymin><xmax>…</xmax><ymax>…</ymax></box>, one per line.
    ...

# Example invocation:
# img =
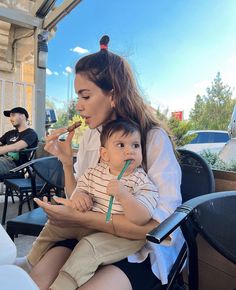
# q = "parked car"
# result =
<box><xmin>179</xmin><ymin>130</ymin><xmax>230</xmax><ymax>154</ymax></box>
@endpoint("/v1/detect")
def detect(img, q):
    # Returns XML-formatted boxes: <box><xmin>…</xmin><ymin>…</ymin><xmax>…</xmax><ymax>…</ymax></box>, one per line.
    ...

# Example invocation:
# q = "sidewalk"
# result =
<box><xmin>0</xmin><ymin>196</ymin><xmax>36</xmax><ymax>256</ymax></box>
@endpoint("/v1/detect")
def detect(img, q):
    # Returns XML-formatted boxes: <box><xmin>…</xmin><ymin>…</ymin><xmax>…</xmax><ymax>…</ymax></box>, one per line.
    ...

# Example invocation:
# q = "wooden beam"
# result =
<box><xmin>43</xmin><ymin>0</ymin><xmax>82</xmax><ymax>30</ymax></box>
<box><xmin>31</xmin><ymin>0</ymin><xmax>48</xmax><ymax>16</ymax></box>
<box><xmin>0</xmin><ymin>7</ymin><xmax>42</xmax><ymax>29</ymax></box>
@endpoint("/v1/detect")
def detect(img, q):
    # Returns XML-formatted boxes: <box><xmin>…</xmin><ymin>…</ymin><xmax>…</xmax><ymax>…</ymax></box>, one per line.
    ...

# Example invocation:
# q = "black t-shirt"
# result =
<box><xmin>0</xmin><ymin>128</ymin><xmax>38</xmax><ymax>165</ymax></box>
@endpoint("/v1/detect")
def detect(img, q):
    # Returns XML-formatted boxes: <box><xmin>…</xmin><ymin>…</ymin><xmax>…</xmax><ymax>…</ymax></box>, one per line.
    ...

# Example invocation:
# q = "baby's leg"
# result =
<box><xmin>50</xmin><ymin>232</ymin><xmax>145</xmax><ymax>290</ymax></box>
<box><xmin>28</xmin><ymin>222</ymin><xmax>95</xmax><ymax>266</ymax></box>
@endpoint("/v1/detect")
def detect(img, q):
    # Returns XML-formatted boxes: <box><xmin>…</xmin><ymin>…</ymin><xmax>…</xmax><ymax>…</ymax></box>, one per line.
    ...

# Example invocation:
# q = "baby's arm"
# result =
<box><xmin>69</xmin><ymin>169</ymin><xmax>93</xmax><ymax>212</ymax></box>
<box><xmin>107</xmin><ymin>180</ymin><xmax>154</xmax><ymax>226</ymax></box>
<box><xmin>70</xmin><ymin>189</ymin><xmax>93</xmax><ymax>212</ymax></box>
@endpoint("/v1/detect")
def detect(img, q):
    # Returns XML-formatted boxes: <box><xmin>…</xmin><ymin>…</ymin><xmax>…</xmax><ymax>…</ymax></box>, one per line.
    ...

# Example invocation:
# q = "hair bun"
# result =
<box><xmin>100</xmin><ymin>35</ymin><xmax>110</xmax><ymax>50</ymax></box>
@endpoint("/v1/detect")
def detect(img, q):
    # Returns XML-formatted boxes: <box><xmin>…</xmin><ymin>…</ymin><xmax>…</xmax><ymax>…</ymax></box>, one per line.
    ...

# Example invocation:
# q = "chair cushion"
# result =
<box><xmin>4</xmin><ymin>179</ymin><xmax>45</xmax><ymax>191</ymax></box>
<box><xmin>6</xmin><ymin>208</ymin><xmax>47</xmax><ymax>237</ymax></box>
<box><xmin>0</xmin><ymin>172</ymin><xmax>24</xmax><ymax>182</ymax></box>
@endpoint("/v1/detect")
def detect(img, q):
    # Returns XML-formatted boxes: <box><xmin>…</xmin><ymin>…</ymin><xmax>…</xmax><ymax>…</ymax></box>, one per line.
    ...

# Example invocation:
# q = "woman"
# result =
<box><xmin>31</xmin><ymin>35</ymin><xmax>183</xmax><ymax>290</ymax></box>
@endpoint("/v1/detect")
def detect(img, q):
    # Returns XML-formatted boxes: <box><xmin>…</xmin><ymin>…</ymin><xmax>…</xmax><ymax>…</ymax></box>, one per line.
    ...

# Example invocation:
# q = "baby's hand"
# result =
<box><xmin>106</xmin><ymin>180</ymin><xmax>129</xmax><ymax>201</ymax></box>
<box><xmin>70</xmin><ymin>191</ymin><xmax>93</xmax><ymax>212</ymax></box>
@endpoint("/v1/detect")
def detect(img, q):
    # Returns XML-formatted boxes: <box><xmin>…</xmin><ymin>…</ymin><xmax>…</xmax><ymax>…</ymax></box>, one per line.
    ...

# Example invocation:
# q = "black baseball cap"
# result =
<box><xmin>3</xmin><ymin>107</ymin><xmax>29</xmax><ymax>119</ymax></box>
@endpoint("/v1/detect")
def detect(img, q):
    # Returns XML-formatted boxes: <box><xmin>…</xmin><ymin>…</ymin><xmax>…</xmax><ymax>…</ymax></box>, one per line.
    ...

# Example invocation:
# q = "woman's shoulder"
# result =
<box><xmin>146</xmin><ymin>126</ymin><xmax>177</xmax><ymax>165</ymax></box>
<box><xmin>147</xmin><ymin>127</ymin><xmax>171</xmax><ymax>147</ymax></box>
<box><xmin>147</xmin><ymin>126</ymin><xmax>168</xmax><ymax>138</ymax></box>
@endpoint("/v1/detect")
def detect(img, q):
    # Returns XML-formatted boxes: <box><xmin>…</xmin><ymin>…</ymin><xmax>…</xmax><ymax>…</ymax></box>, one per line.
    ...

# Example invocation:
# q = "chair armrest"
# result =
<box><xmin>146</xmin><ymin>210</ymin><xmax>188</xmax><ymax>243</ymax></box>
<box><xmin>9</xmin><ymin>159</ymin><xmax>36</xmax><ymax>173</ymax></box>
<box><xmin>146</xmin><ymin>191</ymin><xmax>236</xmax><ymax>244</ymax></box>
<box><xmin>9</xmin><ymin>156</ymin><xmax>57</xmax><ymax>173</ymax></box>
<box><xmin>20</xmin><ymin>147</ymin><xmax>38</xmax><ymax>153</ymax></box>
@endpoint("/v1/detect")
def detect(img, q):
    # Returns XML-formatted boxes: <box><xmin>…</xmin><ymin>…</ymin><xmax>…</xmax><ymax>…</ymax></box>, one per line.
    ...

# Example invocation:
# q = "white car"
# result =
<box><xmin>179</xmin><ymin>130</ymin><xmax>230</xmax><ymax>154</ymax></box>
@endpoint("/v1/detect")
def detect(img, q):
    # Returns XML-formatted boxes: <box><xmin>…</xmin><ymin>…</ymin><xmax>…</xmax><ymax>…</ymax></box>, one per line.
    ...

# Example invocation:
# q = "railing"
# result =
<box><xmin>0</xmin><ymin>78</ymin><xmax>35</xmax><ymax>136</ymax></box>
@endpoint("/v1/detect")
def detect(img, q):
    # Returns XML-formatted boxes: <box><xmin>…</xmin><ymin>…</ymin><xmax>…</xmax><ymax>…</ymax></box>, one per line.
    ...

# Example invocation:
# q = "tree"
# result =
<box><xmin>168</xmin><ymin>117</ymin><xmax>193</xmax><ymax>146</ymax></box>
<box><xmin>156</xmin><ymin>106</ymin><xmax>168</xmax><ymax>122</ymax></box>
<box><xmin>189</xmin><ymin>72</ymin><xmax>236</xmax><ymax>130</ymax></box>
<box><xmin>53</xmin><ymin>99</ymin><xmax>77</xmax><ymax>129</ymax></box>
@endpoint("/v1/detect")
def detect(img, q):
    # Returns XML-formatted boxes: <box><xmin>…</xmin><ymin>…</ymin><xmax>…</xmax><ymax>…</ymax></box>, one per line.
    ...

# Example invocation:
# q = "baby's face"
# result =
<box><xmin>104</xmin><ymin>130</ymin><xmax>142</xmax><ymax>176</ymax></box>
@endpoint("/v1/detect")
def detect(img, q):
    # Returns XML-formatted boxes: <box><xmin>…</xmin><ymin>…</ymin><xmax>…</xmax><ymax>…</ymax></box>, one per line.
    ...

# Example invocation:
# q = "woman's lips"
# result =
<box><xmin>81</xmin><ymin>116</ymin><xmax>90</xmax><ymax>124</ymax></box>
<box><xmin>84</xmin><ymin>117</ymin><xmax>90</xmax><ymax>124</ymax></box>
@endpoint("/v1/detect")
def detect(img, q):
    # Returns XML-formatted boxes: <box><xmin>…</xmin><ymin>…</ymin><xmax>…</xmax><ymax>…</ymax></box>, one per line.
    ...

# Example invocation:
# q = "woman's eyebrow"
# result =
<box><xmin>77</xmin><ymin>89</ymin><xmax>90</xmax><ymax>95</ymax></box>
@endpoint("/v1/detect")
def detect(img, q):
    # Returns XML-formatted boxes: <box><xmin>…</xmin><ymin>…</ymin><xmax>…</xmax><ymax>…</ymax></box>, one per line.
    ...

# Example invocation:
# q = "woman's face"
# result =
<box><xmin>74</xmin><ymin>74</ymin><xmax>116</xmax><ymax>129</ymax></box>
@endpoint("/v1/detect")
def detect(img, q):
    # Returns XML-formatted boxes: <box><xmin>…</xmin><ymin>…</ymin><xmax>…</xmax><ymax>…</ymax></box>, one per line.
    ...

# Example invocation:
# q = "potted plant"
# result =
<box><xmin>200</xmin><ymin>150</ymin><xmax>236</xmax><ymax>191</ymax></box>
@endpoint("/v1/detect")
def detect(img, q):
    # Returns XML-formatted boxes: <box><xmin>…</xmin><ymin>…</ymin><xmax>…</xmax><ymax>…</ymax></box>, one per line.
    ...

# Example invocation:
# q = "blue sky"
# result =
<box><xmin>46</xmin><ymin>0</ymin><xmax>236</xmax><ymax>118</ymax></box>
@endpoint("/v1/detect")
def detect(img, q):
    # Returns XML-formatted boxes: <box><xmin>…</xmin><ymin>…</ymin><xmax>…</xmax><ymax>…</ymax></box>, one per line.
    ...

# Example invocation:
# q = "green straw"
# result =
<box><xmin>106</xmin><ymin>160</ymin><xmax>131</xmax><ymax>222</ymax></box>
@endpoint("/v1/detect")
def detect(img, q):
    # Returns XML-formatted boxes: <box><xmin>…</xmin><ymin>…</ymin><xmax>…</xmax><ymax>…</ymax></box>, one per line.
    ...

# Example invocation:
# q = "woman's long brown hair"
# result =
<box><xmin>75</xmin><ymin>35</ymin><xmax>169</xmax><ymax>170</ymax></box>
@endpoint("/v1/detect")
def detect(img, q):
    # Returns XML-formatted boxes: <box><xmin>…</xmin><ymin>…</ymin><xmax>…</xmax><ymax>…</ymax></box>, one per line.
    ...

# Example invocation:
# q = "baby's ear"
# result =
<box><xmin>100</xmin><ymin>146</ymin><xmax>109</xmax><ymax>162</ymax></box>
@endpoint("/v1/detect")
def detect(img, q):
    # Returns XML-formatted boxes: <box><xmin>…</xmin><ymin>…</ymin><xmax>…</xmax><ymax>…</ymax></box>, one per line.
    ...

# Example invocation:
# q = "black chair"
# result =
<box><xmin>7</xmin><ymin>207</ymin><xmax>47</xmax><ymax>240</ymax></box>
<box><xmin>6</xmin><ymin>156</ymin><xmax>64</xmax><ymax>240</ymax></box>
<box><xmin>0</xmin><ymin>147</ymin><xmax>38</xmax><ymax>182</ymax></box>
<box><xmin>0</xmin><ymin>147</ymin><xmax>38</xmax><ymax>200</ymax></box>
<box><xmin>149</xmin><ymin>149</ymin><xmax>215</xmax><ymax>290</ymax></box>
<box><xmin>177</xmin><ymin>149</ymin><xmax>215</xmax><ymax>203</ymax></box>
<box><xmin>2</xmin><ymin>156</ymin><xmax>64</xmax><ymax>225</ymax></box>
<box><xmin>147</xmin><ymin>191</ymin><xmax>236</xmax><ymax>290</ymax></box>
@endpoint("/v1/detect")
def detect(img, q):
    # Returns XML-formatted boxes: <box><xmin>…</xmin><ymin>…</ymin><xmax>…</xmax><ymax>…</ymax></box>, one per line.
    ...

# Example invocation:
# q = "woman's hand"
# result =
<box><xmin>34</xmin><ymin>197</ymin><xmax>82</xmax><ymax>227</ymax></box>
<box><xmin>44</xmin><ymin>128</ymin><xmax>75</xmax><ymax>166</ymax></box>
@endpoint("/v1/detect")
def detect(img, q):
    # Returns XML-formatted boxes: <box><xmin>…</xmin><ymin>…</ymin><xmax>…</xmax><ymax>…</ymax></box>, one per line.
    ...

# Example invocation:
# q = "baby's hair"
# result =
<box><xmin>100</xmin><ymin>119</ymin><xmax>141</xmax><ymax>147</ymax></box>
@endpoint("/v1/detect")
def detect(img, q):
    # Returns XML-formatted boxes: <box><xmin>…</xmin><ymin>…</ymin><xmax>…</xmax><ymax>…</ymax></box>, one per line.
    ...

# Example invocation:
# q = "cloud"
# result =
<box><xmin>65</xmin><ymin>66</ymin><xmax>73</xmax><ymax>73</ymax></box>
<box><xmin>70</xmin><ymin>46</ymin><xmax>89</xmax><ymax>54</ymax></box>
<box><xmin>63</xmin><ymin>71</ymin><xmax>68</xmax><ymax>76</ymax></box>
<box><xmin>46</xmin><ymin>68</ymin><xmax>53</xmax><ymax>75</ymax></box>
<box><xmin>46</xmin><ymin>68</ymin><xmax>59</xmax><ymax>76</ymax></box>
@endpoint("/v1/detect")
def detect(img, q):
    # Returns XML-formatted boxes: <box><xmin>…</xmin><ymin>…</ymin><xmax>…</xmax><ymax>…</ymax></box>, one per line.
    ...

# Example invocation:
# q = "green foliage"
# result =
<box><xmin>156</xmin><ymin>106</ymin><xmax>168</xmax><ymax>122</ymax></box>
<box><xmin>189</xmin><ymin>72</ymin><xmax>236</xmax><ymax>130</ymax></box>
<box><xmin>48</xmin><ymin>99</ymin><xmax>88</xmax><ymax>147</ymax></box>
<box><xmin>200</xmin><ymin>150</ymin><xmax>236</xmax><ymax>172</ymax></box>
<box><xmin>53</xmin><ymin>99</ymin><xmax>77</xmax><ymax>129</ymax></box>
<box><xmin>168</xmin><ymin>117</ymin><xmax>193</xmax><ymax>146</ymax></box>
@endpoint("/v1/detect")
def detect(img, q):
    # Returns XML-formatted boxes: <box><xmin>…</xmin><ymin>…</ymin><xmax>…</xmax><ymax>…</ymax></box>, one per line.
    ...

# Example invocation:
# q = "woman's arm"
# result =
<box><xmin>34</xmin><ymin>198</ymin><xmax>158</xmax><ymax>240</ymax></box>
<box><xmin>63</xmin><ymin>164</ymin><xmax>77</xmax><ymax>198</ymax></box>
<box><xmin>44</xmin><ymin>128</ymin><xmax>77</xmax><ymax>197</ymax></box>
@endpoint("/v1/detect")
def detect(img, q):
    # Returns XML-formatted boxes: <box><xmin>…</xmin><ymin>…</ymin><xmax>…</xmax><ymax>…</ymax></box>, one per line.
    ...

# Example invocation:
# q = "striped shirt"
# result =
<box><xmin>74</xmin><ymin>162</ymin><xmax>159</xmax><ymax>217</ymax></box>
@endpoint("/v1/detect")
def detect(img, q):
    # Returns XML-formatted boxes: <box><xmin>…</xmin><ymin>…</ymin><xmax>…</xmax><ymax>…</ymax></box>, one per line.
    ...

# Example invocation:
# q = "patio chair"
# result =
<box><xmin>6</xmin><ymin>156</ymin><xmax>64</xmax><ymax>240</ymax></box>
<box><xmin>147</xmin><ymin>191</ymin><xmax>236</xmax><ymax>290</ymax></box>
<box><xmin>0</xmin><ymin>147</ymin><xmax>38</xmax><ymax>224</ymax></box>
<box><xmin>0</xmin><ymin>147</ymin><xmax>38</xmax><ymax>182</ymax></box>
<box><xmin>149</xmin><ymin>148</ymin><xmax>215</xmax><ymax>290</ymax></box>
<box><xmin>2</xmin><ymin>156</ymin><xmax>64</xmax><ymax>225</ymax></box>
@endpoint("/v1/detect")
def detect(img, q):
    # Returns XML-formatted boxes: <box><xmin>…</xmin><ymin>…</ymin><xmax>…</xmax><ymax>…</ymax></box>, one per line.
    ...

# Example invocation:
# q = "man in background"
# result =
<box><xmin>0</xmin><ymin>107</ymin><xmax>38</xmax><ymax>175</ymax></box>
